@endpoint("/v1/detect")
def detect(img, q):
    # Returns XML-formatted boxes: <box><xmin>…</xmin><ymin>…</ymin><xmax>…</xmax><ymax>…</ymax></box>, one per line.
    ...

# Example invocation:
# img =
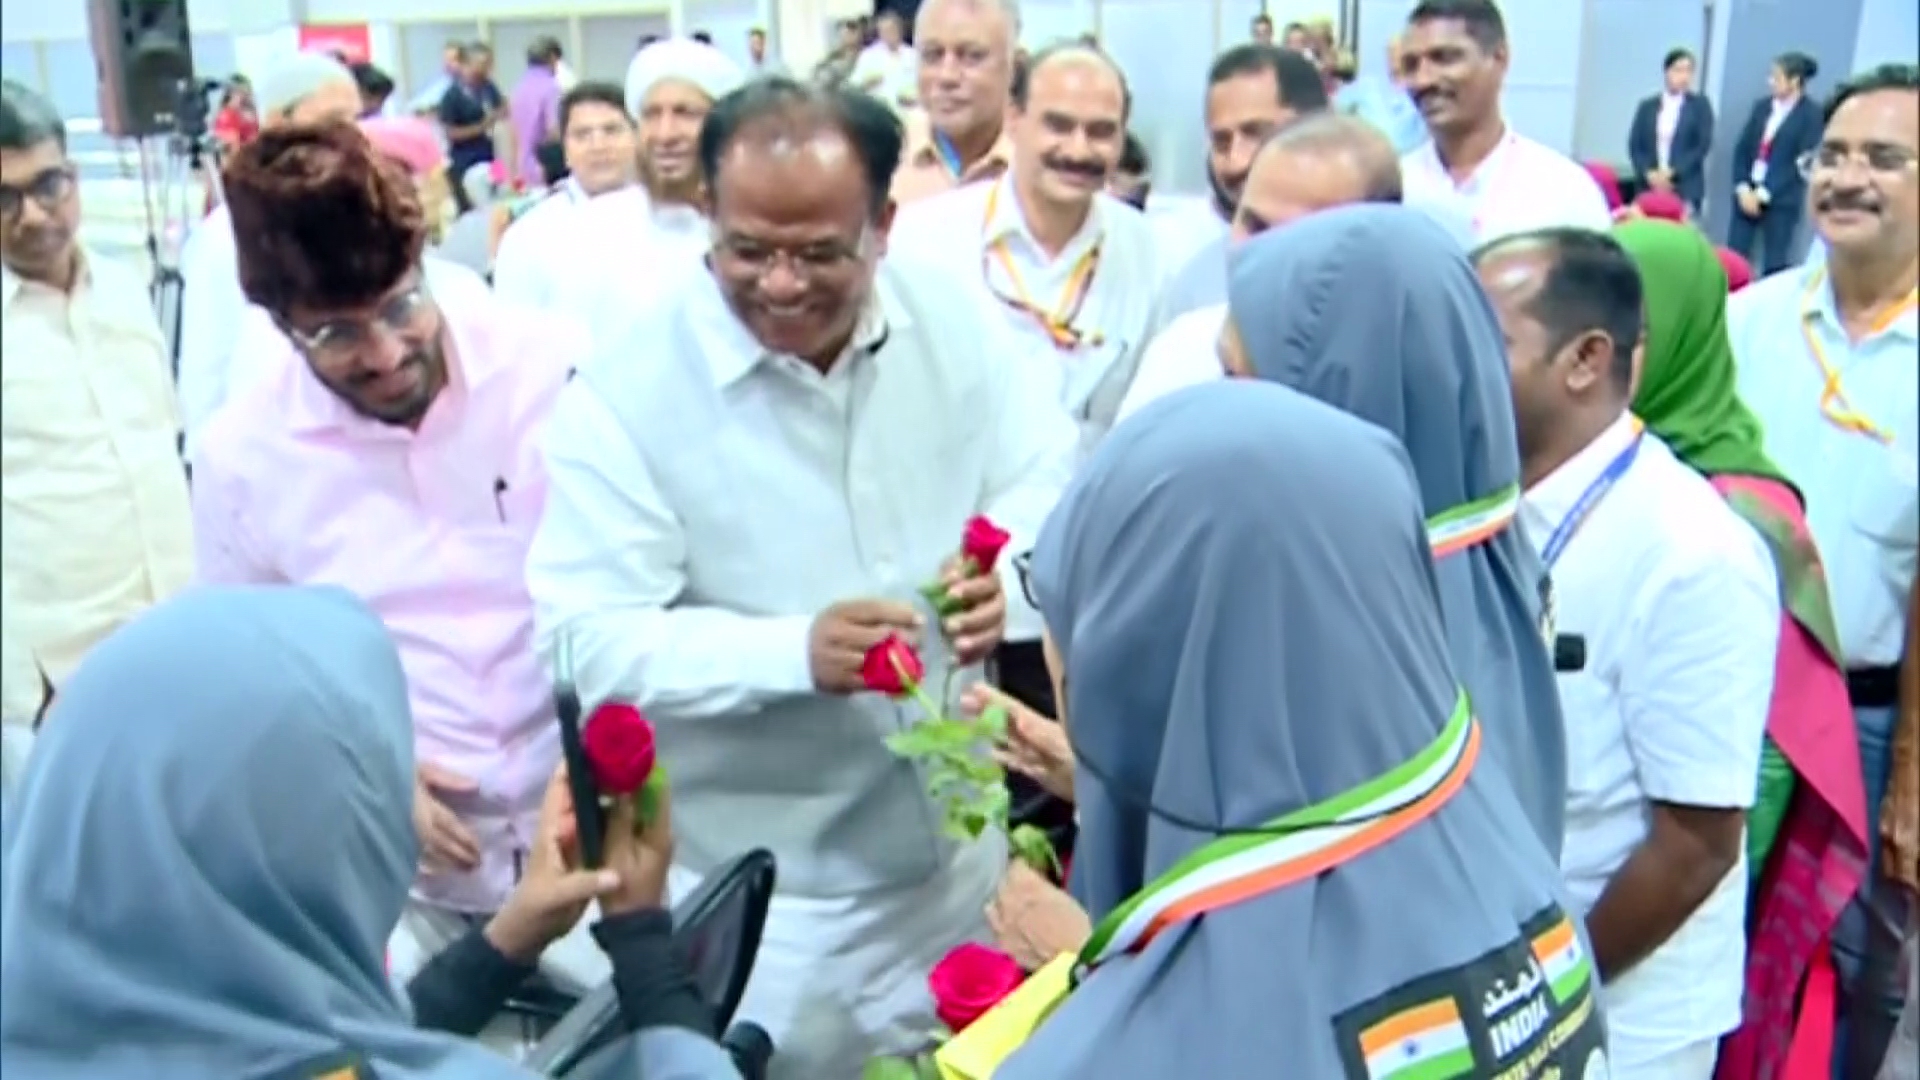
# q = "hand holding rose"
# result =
<box><xmin>485</xmin><ymin>764</ymin><xmax>622</xmax><ymax>962</ymax></box>
<box><xmin>934</xmin><ymin>515</ymin><xmax>1013</xmax><ymax>666</ymax></box>
<box><xmin>810</xmin><ymin>600</ymin><xmax>923</xmax><ymax>695</ymax></box>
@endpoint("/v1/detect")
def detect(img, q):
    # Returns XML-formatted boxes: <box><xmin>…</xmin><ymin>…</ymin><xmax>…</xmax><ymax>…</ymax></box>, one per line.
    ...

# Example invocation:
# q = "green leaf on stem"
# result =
<box><xmin>919</xmin><ymin>579</ymin><xmax>964</xmax><ymax>616</ymax></box>
<box><xmin>861</xmin><ymin>1058</ymin><xmax>920</xmax><ymax>1080</ymax></box>
<box><xmin>1010</xmin><ymin>823</ymin><xmax>1061</xmax><ymax>876</ymax></box>
<box><xmin>885</xmin><ymin>719</ymin><xmax>980</xmax><ymax>757</ymax></box>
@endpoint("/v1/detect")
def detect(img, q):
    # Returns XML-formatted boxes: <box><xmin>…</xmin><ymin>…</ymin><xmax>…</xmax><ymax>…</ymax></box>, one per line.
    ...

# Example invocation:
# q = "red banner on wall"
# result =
<box><xmin>298</xmin><ymin>23</ymin><xmax>372</xmax><ymax>64</ymax></box>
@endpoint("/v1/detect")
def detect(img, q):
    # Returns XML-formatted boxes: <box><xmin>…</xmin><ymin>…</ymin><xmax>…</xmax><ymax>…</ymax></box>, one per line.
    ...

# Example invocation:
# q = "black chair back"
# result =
<box><xmin>529</xmin><ymin>848</ymin><xmax>778</xmax><ymax>1077</ymax></box>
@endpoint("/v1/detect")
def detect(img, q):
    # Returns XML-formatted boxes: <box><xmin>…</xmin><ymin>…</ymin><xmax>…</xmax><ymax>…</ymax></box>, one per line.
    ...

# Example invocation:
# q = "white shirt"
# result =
<box><xmin>1144</xmin><ymin>195</ymin><xmax>1228</xmax><ymax>282</ymax></box>
<box><xmin>850</xmin><ymin>42</ymin><xmax>916</xmax><ymax>105</ymax></box>
<box><xmin>493</xmin><ymin>184</ymin><xmax>706</xmax><ymax>343</ymax></box>
<box><xmin>1</xmin><ymin>250</ymin><xmax>194</xmax><ymax>717</ymax></box>
<box><xmin>1401</xmin><ymin>126</ymin><xmax>1614</xmax><ymax>246</ymax></box>
<box><xmin>1655</xmin><ymin>92</ymin><xmax>1685</xmax><ymax>168</ymax></box>
<box><xmin>524</xmin><ymin>252</ymin><xmax>1077</xmax><ymax>895</ymax></box>
<box><xmin>889</xmin><ymin>175</ymin><xmax>1167</xmax><ymax>448</ymax></box>
<box><xmin>175</xmin><ymin>205</ymin><xmax>248</xmax><ymax>459</ymax></box>
<box><xmin>1522</xmin><ymin>414</ymin><xmax>1777</xmax><ymax>1067</ymax></box>
<box><xmin>1729</xmin><ymin>264</ymin><xmax>1918</xmax><ymax>667</ymax></box>
<box><xmin>1114</xmin><ymin>303</ymin><xmax>1227</xmax><ymax>425</ymax></box>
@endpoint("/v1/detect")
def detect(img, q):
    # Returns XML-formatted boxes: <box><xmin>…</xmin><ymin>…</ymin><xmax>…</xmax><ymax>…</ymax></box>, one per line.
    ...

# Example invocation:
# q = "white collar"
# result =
<box><xmin>690</xmin><ymin>265</ymin><xmax>910</xmax><ymax>388</ymax></box>
<box><xmin>1523</xmin><ymin>410</ymin><xmax>1640</xmax><ymax>527</ymax></box>
<box><xmin>981</xmin><ymin>173</ymin><xmax>1105</xmax><ymax>263</ymax></box>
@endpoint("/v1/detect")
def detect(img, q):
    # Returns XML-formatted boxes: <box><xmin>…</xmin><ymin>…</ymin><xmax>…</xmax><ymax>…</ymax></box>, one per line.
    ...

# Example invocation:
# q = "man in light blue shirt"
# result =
<box><xmin>1725</xmin><ymin>62</ymin><xmax>1919</xmax><ymax>1080</ymax></box>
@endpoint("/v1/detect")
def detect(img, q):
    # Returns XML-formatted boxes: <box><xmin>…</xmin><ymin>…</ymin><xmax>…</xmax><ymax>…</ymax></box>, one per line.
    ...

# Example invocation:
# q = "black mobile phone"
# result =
<box><xmin>553</xmin><ymin>631</ymin><xmax>607</xmax><ymax>869</ymax></box>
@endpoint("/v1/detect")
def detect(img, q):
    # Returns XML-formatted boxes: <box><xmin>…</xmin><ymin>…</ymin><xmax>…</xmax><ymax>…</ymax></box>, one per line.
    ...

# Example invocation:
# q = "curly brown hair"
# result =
<box><xmin>223</xmin><ymin>119</ymin><xmax>426</xmax><ymax>316</ymax></box>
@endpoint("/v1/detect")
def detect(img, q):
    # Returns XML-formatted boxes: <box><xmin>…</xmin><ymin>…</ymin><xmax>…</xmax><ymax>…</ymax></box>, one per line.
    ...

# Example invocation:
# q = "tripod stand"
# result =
<box><xmin>137</xmin><ymin>78</ymin><xmax>222</xmax><ymax>379</ymax></box>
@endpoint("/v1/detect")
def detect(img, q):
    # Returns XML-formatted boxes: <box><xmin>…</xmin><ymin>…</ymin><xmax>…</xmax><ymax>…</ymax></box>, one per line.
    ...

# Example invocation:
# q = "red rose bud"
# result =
<box><xmin>860</xmin><ymin>634</ymin><xmax>925</xmax><ymax>697</ymax></box>
<box><xmin>582</xmin><ymin>702</ymin><xmax>656</xmax><ymax>795</ymax></box>
<box><xmin>960</xmin><ymin>515</ymin><xmax>1013</xmax><ymax>574</ymax></box>
<box><xmin>928</xmin><ymin>943</ymin><xmax>1026</xmax><ymax>1034</ymax></box>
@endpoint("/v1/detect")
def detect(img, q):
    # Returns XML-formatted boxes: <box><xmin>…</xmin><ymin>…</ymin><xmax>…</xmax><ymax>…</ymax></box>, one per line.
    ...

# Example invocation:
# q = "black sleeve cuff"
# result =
<box><xmin>405</xmin><ymin>927</ymin><xmax>537</xmax><ymax>1036</ymax></box>
<box><xmin>591</xmin><ymin>908</ymin><xmax>718</xmax><ymax>1037</ymax></box>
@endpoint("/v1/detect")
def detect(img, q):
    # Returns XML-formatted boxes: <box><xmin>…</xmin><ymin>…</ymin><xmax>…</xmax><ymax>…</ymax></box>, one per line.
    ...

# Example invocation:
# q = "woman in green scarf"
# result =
<box><xmin>1616</xmin><ymin>219</ymin><xmax>1869</xmax><ymax>1080</ymax></box>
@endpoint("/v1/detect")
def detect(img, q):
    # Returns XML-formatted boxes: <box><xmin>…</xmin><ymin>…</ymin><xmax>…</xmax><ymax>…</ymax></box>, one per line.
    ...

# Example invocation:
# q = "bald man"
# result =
<box><xmin>177</xmin><ymin>53</ymin><xmax>361</xmax><ymax>458</ymax></box>
<box><xmin>1119</xmin><ymin>113</ymin><xmax>1411</xmax><ymax>422</ymax></box>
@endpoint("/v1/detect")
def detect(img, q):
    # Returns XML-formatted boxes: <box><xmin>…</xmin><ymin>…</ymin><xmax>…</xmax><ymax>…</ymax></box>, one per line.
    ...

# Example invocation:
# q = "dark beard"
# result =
<box><xmin>1206</xmin><ymin>161</ymin><xmax>1237</xmax><ymax>222</ymax></box>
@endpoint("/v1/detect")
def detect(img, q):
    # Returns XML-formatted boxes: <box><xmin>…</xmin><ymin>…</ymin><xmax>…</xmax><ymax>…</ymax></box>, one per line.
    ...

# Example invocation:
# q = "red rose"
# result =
<box><xmin>961</xmin><ymin>515</ymin><xmax>1013</xmax><ymax>574</ymax></box>
<box><xmin>582</xmin><ymin>702</ymin><xmax>656</xmax><ymax>795</ymax></box>
<box><xmin>860</xmin><ymin>633</ymin><xmax>925</xmax><ymax>697</ymax></box>
<box><xmin>928</xmin><ymin>943</ymin><xmax>1025</xmax><ymax>1034</ymax></box>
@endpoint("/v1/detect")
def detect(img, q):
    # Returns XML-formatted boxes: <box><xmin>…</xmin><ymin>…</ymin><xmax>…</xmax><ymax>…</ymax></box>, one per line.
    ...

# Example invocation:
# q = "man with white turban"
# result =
<box><xmin>497</xmin><ymin>40</ymin><xmax>744</xmax><ymax>342</ymax></box>
<box><xmin>175</xmin><ymin>52</ymin><xmax>359</xmax><ymax>458</ymax></box>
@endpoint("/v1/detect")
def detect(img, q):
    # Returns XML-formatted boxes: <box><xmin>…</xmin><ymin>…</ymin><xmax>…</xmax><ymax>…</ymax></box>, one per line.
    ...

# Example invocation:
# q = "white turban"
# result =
<box><xmin>623</xmin><ymin>38</ymin><xmax>746</xmax><ymax>118</ymax></box>
<box><xmin>254</xmin><ymin>51</ymin><xmax>355</xmax><ymax>118</ymax></box>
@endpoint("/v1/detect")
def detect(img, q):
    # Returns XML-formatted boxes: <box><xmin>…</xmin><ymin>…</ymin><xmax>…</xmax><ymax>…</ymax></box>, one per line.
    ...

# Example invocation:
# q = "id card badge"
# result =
<box><xmin>1749</xmin><ymin>159</ymin><xmax>1769</xmax><ymax>185</ymax></box>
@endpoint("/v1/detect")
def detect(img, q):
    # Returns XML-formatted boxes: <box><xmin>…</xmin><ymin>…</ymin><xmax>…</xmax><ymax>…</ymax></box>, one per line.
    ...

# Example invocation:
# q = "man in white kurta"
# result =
<box><xmin>525</xmin><ymin>78</ymin><xmax>1077</xmax><ymax>1078</ymax></box>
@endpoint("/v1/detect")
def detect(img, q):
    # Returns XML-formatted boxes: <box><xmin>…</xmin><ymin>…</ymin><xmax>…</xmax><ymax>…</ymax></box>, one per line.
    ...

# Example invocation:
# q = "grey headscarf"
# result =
<box><xmin>999</xmin><ymin>382</ymin><xmax>1580</xmax><ymax>1078</ymax></box>
<box><xmin>0</xmin><ymin>586</ymin><xmax>532</xmax><ymax>1080</ymax></box>
<box><xmin>1225</xmin><ymin>203</ymin><xmax>1566</xmax><ymax>855</ymax></box>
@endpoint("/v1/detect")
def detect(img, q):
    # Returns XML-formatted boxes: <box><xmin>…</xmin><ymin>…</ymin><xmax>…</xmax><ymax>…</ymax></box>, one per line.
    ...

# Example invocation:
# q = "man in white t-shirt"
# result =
<box><xmin>851</xmin><ymin>10</ymin><xmax>917</xmax><ymax>108</ymax></box>
<box><xmin>1397</xmin><ymin>0</ymin><xmax>1611</xmax><ymax>245</ymax></box>
<box><xmin>1477</xmin><ymin>228</ymin><xmax>1776</xmax><ymax>1080</ymax></box>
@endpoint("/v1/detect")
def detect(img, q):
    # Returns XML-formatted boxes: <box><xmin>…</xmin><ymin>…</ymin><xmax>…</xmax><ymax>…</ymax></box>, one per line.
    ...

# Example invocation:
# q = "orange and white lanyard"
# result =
<box><xmin>980</xmin><ymin>181</ymin><xmax>1103</xmax><ymax>350</ymax></box>
<box><xmin>1799</xmin><ymin>267</ymin><xmax>1916</xmax><ymax>445</ymax></box>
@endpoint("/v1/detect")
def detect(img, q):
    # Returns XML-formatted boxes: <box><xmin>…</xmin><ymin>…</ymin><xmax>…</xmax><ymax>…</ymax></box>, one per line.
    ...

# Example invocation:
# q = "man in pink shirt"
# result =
<box><xmin>509</xmin><ymin>36</ymin><xmax>565</xmax><ymax>186</ymax></box>
<box><xmin>188</xmin><ymin>120</ymin><xmax>600</xmax><ymax>1007</ymax></box>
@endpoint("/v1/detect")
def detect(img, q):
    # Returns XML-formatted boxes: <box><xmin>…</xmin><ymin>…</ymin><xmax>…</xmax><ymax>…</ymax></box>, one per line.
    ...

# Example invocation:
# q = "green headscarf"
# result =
<box><xmin>1616</xmin><ymin>219</ymin><xmax>1839</xmax><ymax>876</ymax></box>
<box><xmin>1615</xmin><ymin>219</ymin><xmax>1788</xmax><ymax>484</ymax></box>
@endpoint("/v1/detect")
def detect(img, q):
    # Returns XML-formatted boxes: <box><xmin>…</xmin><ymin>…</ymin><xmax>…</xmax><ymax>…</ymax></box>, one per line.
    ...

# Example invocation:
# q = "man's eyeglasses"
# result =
<box><xmin>1798</xmin><ymin>144</ymin><xmax>1919</xmax><ymax>180</ymax></box>
<box><xmin>1013</xmin><ymin>549</ymin><xmax>1039</xmax><ymax>610</ymax></box>
<box><xmin>710</xmin><ymin>226</ymin><xmax>873</xmax><ymax>280</ymax></box>
<box><xmin>283</xmin><ymin>277</ymin><xmax>433</xmax><ymax>363</ymax></box>
<box><xmin>0</xmin><ymin>165</ymin><xmax>76</xmax><ymax>222</ymax></box>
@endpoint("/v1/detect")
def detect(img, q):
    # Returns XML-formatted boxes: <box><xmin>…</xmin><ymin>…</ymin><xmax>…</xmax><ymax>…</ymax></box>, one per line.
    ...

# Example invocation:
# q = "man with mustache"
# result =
<box><xmin>1397</xmin><ymin>0</ymin><xmax>1611</xmax><ymax>245</ymax></box>
<box><xmin>892</xmin><ymin>0</ymin><xmax>1018</xmax><ymax>204</ymax></box>
<box><xmin>1725</xmin><ymin>62</ymin><xmax>1920</xmax><ymax>1078</ymax></box>
<box><xmin>525</xmin><ymin>78</ymin><xmax>1076</xmax><ymax>1077</ymax></box>
<box><xmin>189</xmin><ymin>122</ymin><xmax>606</xmax><ymax>1036</ymax></box>
<box><xmin>1154</xmin><ymin>44</ymin><xmax>1328</xmax><ymax>319</ymax></box>
<box><xmin>890</xmin><ymin>41</ymin><xmax>1160</xmax><ymax>452</ymax></box>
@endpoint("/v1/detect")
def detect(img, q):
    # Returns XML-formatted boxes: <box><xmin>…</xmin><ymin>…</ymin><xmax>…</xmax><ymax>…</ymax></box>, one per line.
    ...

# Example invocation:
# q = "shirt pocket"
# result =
<box><xmin>1851</xmin><ymin>440</ymin><xmax>1919</xmax><ymax>550</ymax></box>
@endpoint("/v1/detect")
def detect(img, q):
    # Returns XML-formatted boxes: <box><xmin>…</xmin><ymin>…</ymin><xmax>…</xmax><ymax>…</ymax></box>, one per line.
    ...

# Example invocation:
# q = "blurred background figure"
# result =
<box><xmin>351</xmin><ymin>60</ymin><xmax>395</xmax><ymax>117</ymax></box>
<box><xmin>1728</xmin><ymin>50</ymin><xmax>1823</xmax><ymax>274</ymax></box>
<box><xmin>1249</xmin><ymin>13</ymin><xmax>1273</xmax><ymax>44</ymax></box>
<box><xmin>210</xmin><ymin>76</ymin><xmax>256</xmax><ymax>150</ymax></box>
<box><xmin>1110</xmin><ymin>131</ymin><xmax>1152</xmax><ymax>209</ymax></box>
<box><xmin>1628</xmin><ymin>48</ymin><xmax>1714</xmax><ymax>215</ymax></box>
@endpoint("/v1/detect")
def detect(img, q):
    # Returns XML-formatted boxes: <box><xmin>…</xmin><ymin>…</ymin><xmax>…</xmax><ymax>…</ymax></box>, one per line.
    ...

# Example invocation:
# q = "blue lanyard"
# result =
<box><xmin>932</xmin><ymin>130</ymin><xmax>965</xmax><ymax>178</ymax></box>
<box><xmin>1539</xmin><ymin>426</ymin><xmax>1644</xmax><ymax>570</ymax></box>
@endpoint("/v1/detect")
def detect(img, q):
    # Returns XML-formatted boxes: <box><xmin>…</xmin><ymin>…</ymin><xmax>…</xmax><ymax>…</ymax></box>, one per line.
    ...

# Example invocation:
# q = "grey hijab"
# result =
<box><xmin>0</xmin><ymin>586</ymin><xmax>532</xmax><ymax>1080</ymax></box>
<box><xmin>1225</xmin><ymin>204</ymin><xmax>1566</xmax><ymax>855</ymax></box>
<box><xmin>999</xmin><ymin>382</ymin><xmax>1578</xmax><ymax>1079</ymax></box>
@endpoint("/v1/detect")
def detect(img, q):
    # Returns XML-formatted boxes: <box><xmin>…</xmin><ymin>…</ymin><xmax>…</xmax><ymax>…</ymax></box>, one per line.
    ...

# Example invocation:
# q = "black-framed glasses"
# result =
<box><xmin>0</xmin><ymin>165</ymin><xmax>76</xmax><ymax>222</ymax></box>
<box><xmin>1013</xmin><ymin>549</ymin><xmax>1038</xmax><ymax>610</ymax></box>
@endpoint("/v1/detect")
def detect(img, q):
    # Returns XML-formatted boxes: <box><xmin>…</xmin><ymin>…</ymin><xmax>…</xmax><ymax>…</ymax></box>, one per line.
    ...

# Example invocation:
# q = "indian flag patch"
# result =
<box><xmin>1358</xmin><ymin>997</ymin><xmax>1475</xmax><ymax>1080</ymax></box>
<box><xmin>1530</xmin><ymin>917</ymin><xmax>1593</xmax><ymax>1005</ymax></box>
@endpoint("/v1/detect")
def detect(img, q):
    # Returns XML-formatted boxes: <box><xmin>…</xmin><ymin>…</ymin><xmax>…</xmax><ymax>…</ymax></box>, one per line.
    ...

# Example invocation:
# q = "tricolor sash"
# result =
<box><xmin>1075</xmin><ymin>692</ymin><xmax>1480</xmax><ymax>979</ymax></box>
<box><xmin>1425</xmin><ymin>486</ymin><xmax>1521</xmax><ymax>559</ymax></box>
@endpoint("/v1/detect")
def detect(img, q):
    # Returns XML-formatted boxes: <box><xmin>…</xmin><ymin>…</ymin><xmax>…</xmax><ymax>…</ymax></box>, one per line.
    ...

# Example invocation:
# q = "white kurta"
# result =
<box><xmin>526</xmin><ymin>254</ymin><xmax>1078</xmax><ymax>1076</ymax></box>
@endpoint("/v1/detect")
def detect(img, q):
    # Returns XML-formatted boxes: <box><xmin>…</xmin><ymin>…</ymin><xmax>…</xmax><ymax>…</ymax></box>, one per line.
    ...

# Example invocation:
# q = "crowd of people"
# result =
<box><xmin>0</xmin><ymin>0</ymin><xmax>1915</xmax><ymax>1078</ymax></box>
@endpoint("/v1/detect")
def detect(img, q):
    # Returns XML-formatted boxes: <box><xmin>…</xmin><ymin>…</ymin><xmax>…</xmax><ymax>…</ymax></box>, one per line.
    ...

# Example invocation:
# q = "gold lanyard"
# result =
<box><xmin>980</xmin><ymin>180</ymin><xmax>1103</xmax><ymax>350</ymax></box>
<box><xmin>1798</xmin><ymin>267</ymin><xmax>1915</xmax><ymax>445</ymax></box>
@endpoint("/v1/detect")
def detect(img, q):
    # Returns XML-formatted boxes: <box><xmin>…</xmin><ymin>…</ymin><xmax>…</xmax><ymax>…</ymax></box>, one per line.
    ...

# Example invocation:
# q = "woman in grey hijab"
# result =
<box><xmin>0</xmin><ymin>586</ymin><xmax>738</xmax><ymax>1080</ymax></box>
<box><xmin>1220</xmin><ymin>203</ymin><xmax>1567</xmax><ymax>857</ymax></box>
<box><xmin>998</xmin><ymin>382</ymin><xmax>1603</xmax><ymax>1080</ymax></box>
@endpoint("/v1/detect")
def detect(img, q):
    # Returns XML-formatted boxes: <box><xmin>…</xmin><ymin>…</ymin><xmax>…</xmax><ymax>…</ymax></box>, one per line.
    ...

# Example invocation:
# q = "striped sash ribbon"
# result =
<box><xmin>1425</xmin><ymin>484</ymin><xmax>1521</xmax><ymax>558</ymax></box>
<box><xmin>1075</xmin><ymin>692</ymin><xmax>1481</xmax><ymax>980</ymax></box>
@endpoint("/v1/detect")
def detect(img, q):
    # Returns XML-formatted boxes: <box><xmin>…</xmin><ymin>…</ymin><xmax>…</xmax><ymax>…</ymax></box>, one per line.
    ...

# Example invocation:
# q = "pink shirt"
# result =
<box><xmin>190</xmin><ymin>266</ymin><xmax>585</xmax><ymax>913</ymax></box>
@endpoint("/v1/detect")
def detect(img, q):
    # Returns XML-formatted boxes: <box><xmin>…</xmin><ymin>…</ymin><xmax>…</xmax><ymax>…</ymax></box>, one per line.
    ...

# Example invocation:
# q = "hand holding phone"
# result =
<box><xmin>552</xmin><ymin>630</ymin><xmax>607</xmax><ymax>869</ymax></box>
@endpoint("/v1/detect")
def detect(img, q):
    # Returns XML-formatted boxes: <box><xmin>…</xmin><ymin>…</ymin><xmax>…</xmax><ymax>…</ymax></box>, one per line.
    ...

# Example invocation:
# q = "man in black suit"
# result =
<box><xmin>1728</xmin><ymin>51</ymin><xmax>1825</xmax><ymax>274</ymax></box>
<box><xmin>1628</xmin><ymin>47</ymin><xmax>1713</xmax><ymax>213</ymax></box>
